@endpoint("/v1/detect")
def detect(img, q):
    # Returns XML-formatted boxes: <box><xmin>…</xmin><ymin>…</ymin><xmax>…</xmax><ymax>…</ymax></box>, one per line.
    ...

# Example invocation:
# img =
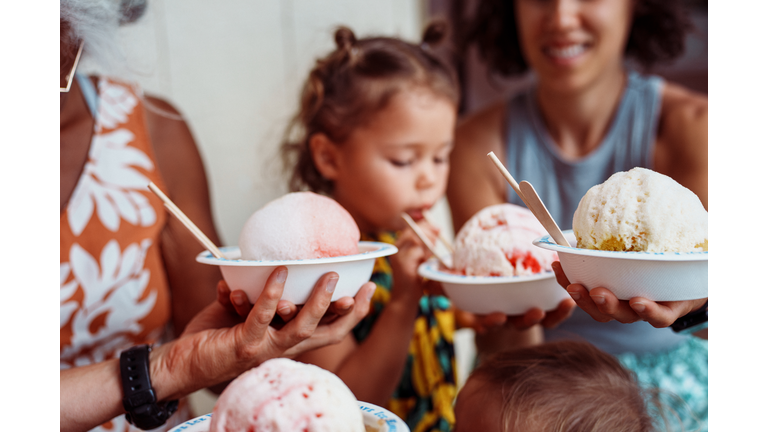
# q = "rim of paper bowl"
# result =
<box><xmin>196</xmin><ymin>241</ymin><xmax>398</xmax><ymax>266</ymax></box>
<box><xmin>533</xmin><ymin>230</ymin><xmax>707</xmax><ymax>261</ymax></box>
<box><xmin>358</xmin><ymin>401</ymin><xmax>410</xmax><ymax>432</ymax></box>
<box><xmin>418</xmin><ymin>257</ymin><xmax>556</xmax><ymax>284</ymax></box>
<box><xmin>167</xmin><ymin>401</ymin><xmax>410</xmax><ymax>432</ymax></box>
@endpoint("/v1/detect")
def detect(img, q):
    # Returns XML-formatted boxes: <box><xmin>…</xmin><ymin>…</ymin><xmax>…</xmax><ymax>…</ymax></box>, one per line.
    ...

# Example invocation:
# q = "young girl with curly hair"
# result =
<box><xmin>281</xmin><ymin>23</ymin><xmax>461</xmax><ymax>431</ymax></box>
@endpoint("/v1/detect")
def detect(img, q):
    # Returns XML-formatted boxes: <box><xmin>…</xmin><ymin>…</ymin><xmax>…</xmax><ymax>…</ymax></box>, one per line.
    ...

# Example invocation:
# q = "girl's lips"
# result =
<box><xmin>406</xmin><ymin>209</ymin><xmax>429</xmax><ymax>221</ymax></box>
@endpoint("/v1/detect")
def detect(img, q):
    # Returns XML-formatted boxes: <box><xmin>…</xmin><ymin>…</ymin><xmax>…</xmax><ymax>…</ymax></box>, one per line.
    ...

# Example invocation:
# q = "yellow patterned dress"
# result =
<box><xmin>353</xmin><ymin>232</ymin><xmax>457</xmax><ymax>432</ymax></box>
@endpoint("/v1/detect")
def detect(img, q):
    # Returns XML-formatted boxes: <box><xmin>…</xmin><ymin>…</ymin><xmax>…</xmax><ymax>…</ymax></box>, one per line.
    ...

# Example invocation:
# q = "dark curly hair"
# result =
<box><xmin>281</xmin><ymin>22</ymin><xmax>459</xmax><ymax>195</ymax></box>
<box><xmin>466</xmin><ymin>0</ymin><xmax>693</xmax><ymax>77</ymax></box>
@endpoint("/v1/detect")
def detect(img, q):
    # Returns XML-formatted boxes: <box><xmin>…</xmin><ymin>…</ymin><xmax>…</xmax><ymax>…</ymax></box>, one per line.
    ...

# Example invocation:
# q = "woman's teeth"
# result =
<box><xmin>547</xmin><ymin>44</ymin><xmax>586</xmax><ymax>59</ymax></box>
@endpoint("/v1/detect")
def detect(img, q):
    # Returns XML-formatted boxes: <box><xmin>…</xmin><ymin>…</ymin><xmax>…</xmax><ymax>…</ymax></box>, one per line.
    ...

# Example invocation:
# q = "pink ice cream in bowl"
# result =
<box><xmin>169</xmin><ymin>358</ymin><xmax>410</xmax><ymax>432</ymax></box>
<box><xmin>418</xmin><ymin>204</ymin><xmax>569</xmax><ymax>315</ymax></box>
<box><xmin>197</xmin><ymin>192</ymin><xmax>397</xmax><ymax>304</ymax></box>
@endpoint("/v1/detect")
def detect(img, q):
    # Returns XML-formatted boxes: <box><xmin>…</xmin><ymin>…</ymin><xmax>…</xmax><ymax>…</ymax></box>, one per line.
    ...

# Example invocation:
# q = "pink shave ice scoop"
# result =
<box><xmin>239</xmin><ymin>192</ymin><xmax>360</xmax><ymax>261</ymax></box>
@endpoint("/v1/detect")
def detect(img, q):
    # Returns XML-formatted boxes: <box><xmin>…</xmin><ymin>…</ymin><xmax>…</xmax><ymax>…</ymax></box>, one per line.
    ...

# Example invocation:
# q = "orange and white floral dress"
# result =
<box><xmin>60</xmin><ymin>76</ymin><xmax>189</xmax><ymax>432</ymax></box>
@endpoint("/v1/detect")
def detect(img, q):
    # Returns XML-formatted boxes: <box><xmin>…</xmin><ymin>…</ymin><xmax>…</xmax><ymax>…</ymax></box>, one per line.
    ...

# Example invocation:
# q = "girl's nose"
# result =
<box><xmin>546</xmin><ymin>0</ymin><xmax>580</xmax><ymax>32</ymax></box>
<box><xmin>416</xmin><ymin>162</ymin><xmax>438</xmax><ymax>190</ymax></box>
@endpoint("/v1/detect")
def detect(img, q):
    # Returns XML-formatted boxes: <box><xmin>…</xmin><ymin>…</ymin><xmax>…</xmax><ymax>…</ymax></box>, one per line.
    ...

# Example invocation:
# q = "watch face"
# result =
<box><xmin>127</xmin><ymin>400</ymin><xmax>178</xmax><ymax>431</ymax></box>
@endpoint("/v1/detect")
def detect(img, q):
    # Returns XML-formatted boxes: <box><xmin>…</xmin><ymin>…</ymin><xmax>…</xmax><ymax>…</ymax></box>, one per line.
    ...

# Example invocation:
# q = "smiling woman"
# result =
<box><xmin>450</xmin><ymin>0</ymin><xmax>708</xmax><ymax>429</ymax></box>
<box><xmin>466</xmin><ymin>0</ymin><xmax>691</xmax><ymax>78</ymax></box>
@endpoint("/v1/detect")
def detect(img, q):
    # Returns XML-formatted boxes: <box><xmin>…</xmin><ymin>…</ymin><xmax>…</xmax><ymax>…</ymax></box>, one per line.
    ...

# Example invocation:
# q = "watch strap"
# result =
<box><xmin>670</xmin><ymin>300</ymin><xmax>708</xmax><ymax>333</ymax></box>
<box><xmin>120</xmin><ymin>345</ymin><xmax>178</xmax><ymax>430</ymax></box>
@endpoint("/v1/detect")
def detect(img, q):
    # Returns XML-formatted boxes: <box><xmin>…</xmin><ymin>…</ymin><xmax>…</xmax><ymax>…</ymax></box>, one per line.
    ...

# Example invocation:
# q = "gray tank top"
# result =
<box><xmin>504</xmin><ymin>70</ymin><xmax>687</xmax><ymax>355</ymax></box>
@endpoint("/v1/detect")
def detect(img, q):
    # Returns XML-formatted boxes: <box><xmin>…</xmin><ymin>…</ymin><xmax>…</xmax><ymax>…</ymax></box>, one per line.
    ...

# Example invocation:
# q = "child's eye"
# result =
<box><xmin>390</xmin><ymin>159</ymin><xmax>413</xmax><ymax>167</ymax></box>
<box><xmin>434</xmin><ymin>156</ymin><xmax>448</xmax><ymax>164</ymax></box>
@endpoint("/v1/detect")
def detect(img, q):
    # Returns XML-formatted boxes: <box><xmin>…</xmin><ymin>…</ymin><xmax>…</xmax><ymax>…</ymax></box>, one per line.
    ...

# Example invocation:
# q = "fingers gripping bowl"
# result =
<box><xmin>534</xmin><ymin>231</ymin><xmax>707</xmax><ymax>301</ymax></box>
<box><xmin>196</xmin><ymin>241</ymin><xmax>397</xmax><ymax>304</ymax></box>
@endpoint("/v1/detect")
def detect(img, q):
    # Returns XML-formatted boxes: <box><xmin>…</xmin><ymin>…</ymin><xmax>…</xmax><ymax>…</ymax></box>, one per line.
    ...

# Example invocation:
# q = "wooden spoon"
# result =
<box><xmin>148</xmin><ymin>182</ymin><xmax>226</xmax><ymax>259</ymax></box>
<box><xmin>401</xmin><ymin>213</ymin><xmax>453</xmax><ymax>269</ymax></box>
<box><xmin>486</xmin><ymin>152</ymin><xmax>571</xmax><ymax>247</ymax></box>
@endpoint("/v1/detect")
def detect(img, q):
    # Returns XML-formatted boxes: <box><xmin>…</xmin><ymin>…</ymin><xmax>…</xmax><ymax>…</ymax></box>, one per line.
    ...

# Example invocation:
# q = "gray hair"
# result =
<box><xmin>60</xmin><ymin>0</ymin><xmax>147</xmax><ymax>78</ymax></box>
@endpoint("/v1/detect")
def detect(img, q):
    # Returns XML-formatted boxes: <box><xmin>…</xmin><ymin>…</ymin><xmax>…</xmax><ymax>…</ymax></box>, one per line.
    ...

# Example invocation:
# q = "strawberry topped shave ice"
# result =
<box><xmin>239</xmin><ymin>192</ymin><xmax>360</xmax><ymax>261</ymax></box>
<box><xmin>453</xmin><ymin>204</ymin><xmax>558</xmax><ymax>276</ymax></box>
<box><xmin>210</xmin><ymin>358</ymin><xmax>365</xmax><ymax>432</ymax></box>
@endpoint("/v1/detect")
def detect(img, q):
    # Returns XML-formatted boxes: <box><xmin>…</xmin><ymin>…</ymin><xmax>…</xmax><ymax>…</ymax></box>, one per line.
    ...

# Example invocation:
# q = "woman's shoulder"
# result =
<box><xmin>141</xmin><ymin>95</ymin><xmax>210</xmax><ymax>199</ymax></box>
<box><xmin>449</xmin><ymin>101</ymin><xmax>510</xmax><ymax>229</ymax></box>
<box><xmin>659</xmin><ymin>82</ymin><xmax>708</xmax><ymax>135</ymax></box>
<box><xmin>456</xmin><ymin>100</ymin><xmax>507</xmax><ymax>147</ymax></box>
<box><xmin>656</xmin><ymin>82</ymin><xmax>707</xmax><ymax>158</ymax></box>
<box><xmin>654</xmin><ymin>82</ymin><xmax>708</xmax><ymax>207</ymax></box>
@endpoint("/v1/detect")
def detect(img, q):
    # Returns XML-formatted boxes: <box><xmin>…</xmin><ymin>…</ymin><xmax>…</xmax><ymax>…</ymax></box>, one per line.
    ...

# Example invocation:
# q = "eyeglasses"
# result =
<box><xmin>60</xmin><ymin>42</ymin><xmax>84</xmax><ymax>93</ymax></box>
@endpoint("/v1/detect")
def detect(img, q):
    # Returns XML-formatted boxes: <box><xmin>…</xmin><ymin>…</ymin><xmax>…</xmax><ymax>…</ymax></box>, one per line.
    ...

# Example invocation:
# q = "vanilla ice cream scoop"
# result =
<box><xmin>572</xmin><ymin>167</ymin><xmax>708</xmax><ymax>252</ymax></box>
<box><xmin>210</xmin><ymin>358</ymin><xmax>365</xmax><ymax>432</ymax></box>
<box><xmin>239</xmin><ymin>192</ymin><xmax>360</xmax><ymax>261</ymax></box>
<box><xmin>453</xmin><ymin>204</ymin><xmax>558</xmax><ymax>276</ymax></box>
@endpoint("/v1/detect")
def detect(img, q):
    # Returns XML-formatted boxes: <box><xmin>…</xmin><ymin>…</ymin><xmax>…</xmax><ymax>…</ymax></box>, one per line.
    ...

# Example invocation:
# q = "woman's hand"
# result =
<box><xmin>553</xmin><ymin>262</ymin><xmax>707</xmax><ymax>328</ymax></box>
<box><xmin>454</xmin><ymin>297</ymin><xmax>575</xmax><ymax>334</ymax></box>
<box><xmin>151</xmin><ymin>266</ymin><xmax>375</xmax><ymax>401</ymax></box>
<box><xmin>217</xmin><ymin>280</ymin><xmax>357</xmax><ymax>323</ymax></box>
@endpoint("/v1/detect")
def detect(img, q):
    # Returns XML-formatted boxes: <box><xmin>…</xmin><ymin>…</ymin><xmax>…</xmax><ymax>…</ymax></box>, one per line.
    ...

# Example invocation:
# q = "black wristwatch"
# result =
<box><xmin>120</xmin><ymin>345</ymin><xmax>178</xmax><ymax>430</ymax></box>
<box><xmin>670</xmin><ymin>300</ymin><xmax>708</xmax><ymax>334</ymax></box>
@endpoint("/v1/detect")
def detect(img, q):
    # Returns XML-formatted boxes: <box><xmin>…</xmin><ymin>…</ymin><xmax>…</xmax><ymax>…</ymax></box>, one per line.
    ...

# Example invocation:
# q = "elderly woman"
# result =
<box><xmin>60</xmin><ymin>2</ymin><xmax>373</xmax><ymax>431</ymax></box>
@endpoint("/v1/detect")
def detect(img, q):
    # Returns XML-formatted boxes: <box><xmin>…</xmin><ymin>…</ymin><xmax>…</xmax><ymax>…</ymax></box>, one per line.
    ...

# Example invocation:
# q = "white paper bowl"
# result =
<box><xmin>533</xmin><ymin>231</ymin><xmax>707</xmax><ymax>301</ymax></box>
<box><xmin>417</xmin><ymin>258</ymin><xmax>570</xmax><ymax>315</ymax></box>
<box><xmin>167</xmin><ymin>402</ymin><xmax>410</xmax><ymax>432</ymax></box>
<box><xmin>196</xmin><ymin>241</ymin><xmax>397</xmax><ymax>304</ymax></box>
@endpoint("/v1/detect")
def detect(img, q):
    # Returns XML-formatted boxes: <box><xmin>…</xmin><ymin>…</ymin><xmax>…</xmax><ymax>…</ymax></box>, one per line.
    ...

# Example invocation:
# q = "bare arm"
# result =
<box><xmin>144</xmin><ymin>96</ymin><xmax>223</xmax><ymax>335</ymax></box>
<box><xmin>446</xmin><ymin>102</ymin><xmax>508</xmax><ymax>230</ymax></box>
<box><xmin>294</xmin><ymin>227</ymin><xmax>430</xmax><ymax>406</ymax></box>
<box><xmin>60</xmin><ymin>270</ymin><xmax>374</xmax><ymax>432</ymax></box>
<box><xmin>295</xmin><ymin>300</ymin><xmax>420</xmax><ymax>406</ymax></box>
<box><xmin>654</xmin><ymin>83</ymin><xmax>708</xmax><ymax>209</ymax></box>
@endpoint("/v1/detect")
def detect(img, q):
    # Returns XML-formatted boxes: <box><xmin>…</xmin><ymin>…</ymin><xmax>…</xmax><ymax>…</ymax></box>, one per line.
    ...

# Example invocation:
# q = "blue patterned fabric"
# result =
<box><xmin>618</xmin><ymin>336</ymin><xmax>708</xmax><ymax>431</ymax></box>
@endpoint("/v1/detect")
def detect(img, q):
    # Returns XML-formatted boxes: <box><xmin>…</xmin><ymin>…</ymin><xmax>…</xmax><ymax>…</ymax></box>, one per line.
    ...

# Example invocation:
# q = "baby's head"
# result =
<box><xmin>282</xmin><ymin>23</ymin><xmax>459</xmax><ymax>233</ymax></box>
<box><xmin>454</xmin><ymin>340</ymin><xmax>655</xmax><ymax>432</ymax></box>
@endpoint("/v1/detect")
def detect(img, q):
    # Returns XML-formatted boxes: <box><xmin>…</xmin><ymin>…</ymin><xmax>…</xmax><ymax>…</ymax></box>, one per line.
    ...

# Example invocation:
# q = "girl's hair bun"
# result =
<box><xmin>334</xmin><ymin>26</ymin><xmax>358</xmax><ymax>51</ymax></box>
<box><xmin>421</xmin><ymin>20</ymin><xmax>449</xmax><ymax>47</ymax></box>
